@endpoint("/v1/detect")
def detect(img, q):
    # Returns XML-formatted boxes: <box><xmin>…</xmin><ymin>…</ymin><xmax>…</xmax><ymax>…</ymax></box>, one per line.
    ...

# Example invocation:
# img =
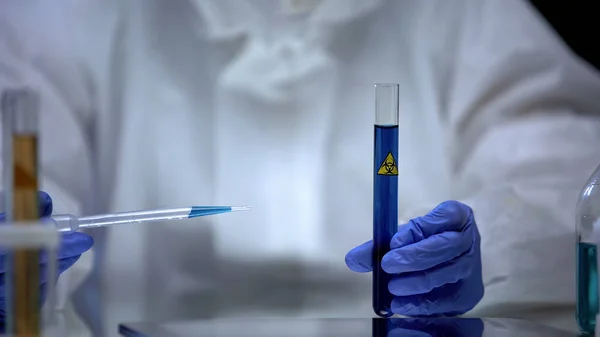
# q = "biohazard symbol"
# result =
<box><xmin>377</xmin><ymin>152</ymin><xmax>398</xmax><ymax>176</ymax></box>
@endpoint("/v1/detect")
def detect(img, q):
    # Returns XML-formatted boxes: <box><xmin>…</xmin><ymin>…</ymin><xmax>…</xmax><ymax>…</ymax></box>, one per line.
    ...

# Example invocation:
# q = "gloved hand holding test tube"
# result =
<box><xmin>346</xmin><ymin>83</ymin><xmax>484</xmax><ymax>318</ymax></box>
<box><xmin>50</xmin><ymin>205</ymin><xmax>251</xmax><ymax>232</ymax></box>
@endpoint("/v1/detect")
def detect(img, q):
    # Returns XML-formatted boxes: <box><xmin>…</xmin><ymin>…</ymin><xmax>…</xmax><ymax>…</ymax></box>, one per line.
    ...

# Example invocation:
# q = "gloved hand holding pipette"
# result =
<box><xmin>345</xmin><ymin>201</ymin><xmax>483</xmax><ymax>316</ymax></box>
<box><xmin>0</xmin><ymin>191</ymin><xmax>94</xmax><ymax>318</ymax></box>
<box><xmin>0</xmin><ymin>189</ymin><xmax>248</xmax><ymax>318</ymax></box>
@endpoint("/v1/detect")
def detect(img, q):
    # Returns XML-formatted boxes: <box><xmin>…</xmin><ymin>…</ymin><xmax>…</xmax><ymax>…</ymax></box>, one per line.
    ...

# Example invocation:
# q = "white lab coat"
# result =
<box><xmin>2</xmin><ymin>0</ymin><xmax>600</xmax><ymax>336</ymax></box>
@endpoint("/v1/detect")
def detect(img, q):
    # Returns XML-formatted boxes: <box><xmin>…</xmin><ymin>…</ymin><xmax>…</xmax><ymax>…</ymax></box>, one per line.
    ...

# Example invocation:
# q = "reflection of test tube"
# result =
<box><xmin>372</xmin><ymin>83</ymin><xmax>399</xmax><ymax>317</ymax></box>
<box><xmin>2</xmin><ymin>88</ymin><xmax>42</xmax><ymax>336</ymax></box>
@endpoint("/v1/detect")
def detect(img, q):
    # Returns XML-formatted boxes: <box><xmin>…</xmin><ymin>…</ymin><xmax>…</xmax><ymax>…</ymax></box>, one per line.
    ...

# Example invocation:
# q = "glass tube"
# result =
<box><xmin>576</xmin><ymin>164</ymin><xmax>600</xmax><ymax>335</ymax></box>
<box><xmin>1</xmin><ymin>88</ymin><xmax>15</xmax><ymax>334</ymax></box>
<box><xmin>372</xmin><ymin>83</ymin><xmax>399</xmax><ymax>317</ymax></box>
<box><xmin>2</xmin><ymin>88</ymin><xmax>42</xmax><ymax>336</ymax></box>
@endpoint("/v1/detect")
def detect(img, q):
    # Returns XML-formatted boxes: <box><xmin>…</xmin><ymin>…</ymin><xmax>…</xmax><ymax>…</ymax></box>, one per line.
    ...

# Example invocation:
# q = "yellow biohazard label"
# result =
<box><xmin>377</xmin><ymin>152</ymin><xmax>398</xmax><ymax>176</ymax></box>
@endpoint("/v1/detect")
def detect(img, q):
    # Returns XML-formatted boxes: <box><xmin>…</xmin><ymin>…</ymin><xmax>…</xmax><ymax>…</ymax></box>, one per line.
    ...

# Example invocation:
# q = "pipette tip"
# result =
<box><xmin>231</xmin><ymin>206</ymin><xmax>252</xmax><ymax>212</ymax></box>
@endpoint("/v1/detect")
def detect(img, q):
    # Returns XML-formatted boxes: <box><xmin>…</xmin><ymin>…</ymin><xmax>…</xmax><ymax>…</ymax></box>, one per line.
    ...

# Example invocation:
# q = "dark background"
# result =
<box><xmin>529</xmin><ymin>1</ymin><xmax>599</xmax><ymax>71</ymax></box>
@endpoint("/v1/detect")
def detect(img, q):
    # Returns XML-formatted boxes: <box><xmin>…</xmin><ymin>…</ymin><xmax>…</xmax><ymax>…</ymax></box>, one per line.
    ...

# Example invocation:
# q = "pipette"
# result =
<box><xmin>51</xmin><ymin>206</ymin><xmax>251</xmax><ymax>232</ymax></box>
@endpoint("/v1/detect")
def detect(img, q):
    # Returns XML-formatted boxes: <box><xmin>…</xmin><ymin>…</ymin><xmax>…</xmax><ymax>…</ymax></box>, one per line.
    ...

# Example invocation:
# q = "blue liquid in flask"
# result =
<box><xmin>578</xmin><ymin>242</ymin><xmax>599</xmax><ymax>335</ymax></box>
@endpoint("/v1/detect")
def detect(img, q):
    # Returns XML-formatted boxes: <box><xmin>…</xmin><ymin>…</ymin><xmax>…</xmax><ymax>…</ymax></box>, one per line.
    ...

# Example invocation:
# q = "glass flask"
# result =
<box><xmin>577</xmin><ymin>162</ymin><xmax>600</xmax><ymax>335</ymax></box>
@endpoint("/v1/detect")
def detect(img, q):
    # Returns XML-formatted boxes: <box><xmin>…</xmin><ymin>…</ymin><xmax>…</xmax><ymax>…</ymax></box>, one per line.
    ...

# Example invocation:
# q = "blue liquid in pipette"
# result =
<box><xmin>188</xmin><ymin>206</ymin><xmax>233</xmax><ymax>218</ymax></box>
<box><xmin>578</xmin><ymin>241</ymin><xmax>598</xmax><ymax>335</ymax></box>
<box><xmin>373</xmin><ymin>125</ymin><xmax>399</xmax><ymax>317</ymax></box>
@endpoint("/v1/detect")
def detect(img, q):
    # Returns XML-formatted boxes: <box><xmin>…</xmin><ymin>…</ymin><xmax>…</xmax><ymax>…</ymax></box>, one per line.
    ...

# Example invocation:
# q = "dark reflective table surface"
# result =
<box><xmin>119</xmin><ymin>317</ymin><xmax>580</xmax><ymax>337</ymax></box>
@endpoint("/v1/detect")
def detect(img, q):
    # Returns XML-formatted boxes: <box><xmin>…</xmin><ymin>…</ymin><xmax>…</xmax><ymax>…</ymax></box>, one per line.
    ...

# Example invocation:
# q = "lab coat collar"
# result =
<box><xmin>188</xmin><ymin>0</ymin><xmax>385</xmax><ymax>42</ymax></box>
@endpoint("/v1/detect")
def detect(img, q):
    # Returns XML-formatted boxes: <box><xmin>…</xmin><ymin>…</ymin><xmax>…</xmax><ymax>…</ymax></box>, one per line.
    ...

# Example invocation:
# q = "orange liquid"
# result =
<box><xmin>12</xmin><ymin>135</ymin><xmax>40</xmax><ymax>337</ymax></box>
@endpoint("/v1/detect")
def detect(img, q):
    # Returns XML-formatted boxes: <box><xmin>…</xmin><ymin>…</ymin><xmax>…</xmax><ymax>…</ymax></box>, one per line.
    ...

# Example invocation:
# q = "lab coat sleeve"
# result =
<box><xmin>443</xmin><ymin>0</ymin><xmax>600</xmax><ymax>318</ymax></box>
<box><xmin>0</xmin><ymin>0</ymin><xmax>96</xmax><ymax>328</ymax></box>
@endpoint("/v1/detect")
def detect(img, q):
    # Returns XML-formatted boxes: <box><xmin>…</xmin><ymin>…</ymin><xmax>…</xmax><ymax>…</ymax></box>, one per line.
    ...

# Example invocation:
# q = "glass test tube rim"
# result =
<box><xmin>374</xmin><ymin>83</ymin><xmax>399</xmax><ymax>126</ymax></box>
<box><xmin>5</xmin><ymin>88</ymin><xmax>40</xmax><ymax>133</ymax></box>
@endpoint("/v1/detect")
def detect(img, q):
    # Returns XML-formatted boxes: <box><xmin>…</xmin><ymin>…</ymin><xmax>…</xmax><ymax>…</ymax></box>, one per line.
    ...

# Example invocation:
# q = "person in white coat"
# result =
<box><xmin>2</xmin><ymin>0</ymin><xmax>600</xmax><ymax>336</ymax></box>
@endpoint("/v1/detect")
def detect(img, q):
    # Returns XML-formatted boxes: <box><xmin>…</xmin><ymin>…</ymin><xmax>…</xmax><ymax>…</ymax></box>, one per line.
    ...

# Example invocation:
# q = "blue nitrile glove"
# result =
<box><xmin>0</xmin><ymin>191</ymin><xmax>94</xmax><ymax>319</ymax></box>
<box><xmin>345</xmin><ymin>201</ymin><xmax>483</xmax><ymax>316</ymax></box>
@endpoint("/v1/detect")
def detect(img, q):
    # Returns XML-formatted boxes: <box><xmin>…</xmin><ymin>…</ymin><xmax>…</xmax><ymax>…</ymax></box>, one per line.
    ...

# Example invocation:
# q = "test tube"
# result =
<box><xmin>2</xmin><ymin>88</ymin><xmax>42</xmax><ymax>336</ymax></box>
<box><xmin>372</xmin><ymin>83</ymin><xmax>399</xmax><ymax>317</ymax></box>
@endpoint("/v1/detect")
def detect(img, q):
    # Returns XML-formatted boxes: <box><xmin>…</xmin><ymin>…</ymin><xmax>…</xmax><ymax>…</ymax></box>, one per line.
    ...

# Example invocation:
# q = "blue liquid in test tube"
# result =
<box><xmin>372</xmin><ymin>83</ymin><xmax>399</xmax><ymax>317</ymax></box>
